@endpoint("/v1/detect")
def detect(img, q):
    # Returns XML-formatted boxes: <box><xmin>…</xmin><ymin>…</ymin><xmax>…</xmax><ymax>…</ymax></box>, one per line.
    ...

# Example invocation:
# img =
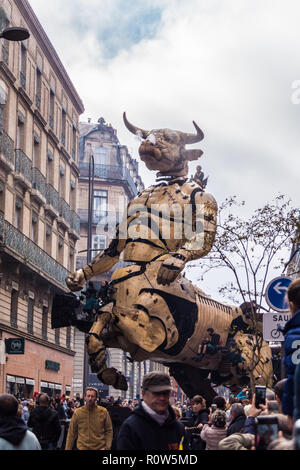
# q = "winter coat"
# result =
<box><xmin>27</xmin><ymin>405</ymin><xmax>61</xmax><ymax>449</ymax></box>
<box><xmin>0</xmin><ymin>417</ymin><xmax>41</xmax><ymax>450</ymax></box>
<box><xmin>282</xmin><ymin>310</ymin><xmax>300</xmax><ymax>416</ymax></box>
<box><xmin>200</xmin><ymin>424</ymin><xmax>227</xmax><ymax>450</ymax></box>
<box><xmin>117</xmin><ymin>404</ymin><xmax>187</xmax><ymax>450</ymax></box>
<box><xmin>218</xmin><ymin>433</ymin><xmax>253</xmax><ymax>450</ymax></box>
<box><xmin>226</xmin><ymin>414</ymin><xmax>246</xmax><ymax>436</ymax></box>
<box><xmin>108</xmin><ymin>404</ymin><xmax>132</xmax><ymax>450</ymax></box>
<box><xmin>65</xmin><ymin>405</ymin><xmax>113</xmax><ymax>450</ymax></box>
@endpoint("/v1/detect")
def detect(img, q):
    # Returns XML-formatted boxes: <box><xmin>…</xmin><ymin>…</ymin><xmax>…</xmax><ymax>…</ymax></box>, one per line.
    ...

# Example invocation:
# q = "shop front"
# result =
<box><xmin>6</xmin><ymin>375</ymin><xmax>35</xmax><ymax>399</ymax></box>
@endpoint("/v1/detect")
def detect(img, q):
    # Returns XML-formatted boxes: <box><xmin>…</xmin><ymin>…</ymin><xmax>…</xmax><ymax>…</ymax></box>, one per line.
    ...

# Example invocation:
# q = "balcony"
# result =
<box><xmin>69</xmin><ymin>210</ymin><xmax>80</xmax><ymax>239</ymax></box>
<box><xmin>77</xmin><ymin>209</ymin><xmax>122</xmax><ymax>226</ymax></box>
<box><xmin>45</xmin><ymin>184</ymin><xmax>60</xmax><ymax>218</ymax></box>
<box><xmin>32</xmin><ymin>168</ymin><xmax>47</xmax><ymax>205</ymax></box>
<box><xmin>0</xmin><ymin>211</ymin><xmax>70</xmax><ymax>290</ymax></box>
<box><xmin>1</xmin><ymin>44</ymin><xmax>8</xmax><ymax>65</ymax></box>
<box><xmin>79</xmin><ymin>163</ymin><xmax>138</xmax><ymax>197</ymax></box>
<box><xmin>58</xmin><ymin>197</ymin><xmax>72</xmax><ymax>229</ymax></box>
<box><xmin>14</xmin><ymin>149</ymin><xmax>32</xmax><ymax>189</ymax></box>
<box><xmin>0</xmin><ymin>130</ymin><xmax>14</xmax><ymax>171</ymax></box>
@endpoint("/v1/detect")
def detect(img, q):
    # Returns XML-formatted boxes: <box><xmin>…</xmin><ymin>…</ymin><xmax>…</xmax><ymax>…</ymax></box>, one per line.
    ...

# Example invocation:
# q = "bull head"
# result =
<box><xmin>123</xmin><ymin>112</ymin><xmax>204</xmax><ymax>177</ymax></box>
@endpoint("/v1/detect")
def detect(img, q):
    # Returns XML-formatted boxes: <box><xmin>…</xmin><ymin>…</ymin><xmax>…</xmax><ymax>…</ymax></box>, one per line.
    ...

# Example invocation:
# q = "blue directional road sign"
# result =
<box><xmin>265</xmin><ymin>276</ymin><xmax>292</xmax><ymax>312</ymax></box>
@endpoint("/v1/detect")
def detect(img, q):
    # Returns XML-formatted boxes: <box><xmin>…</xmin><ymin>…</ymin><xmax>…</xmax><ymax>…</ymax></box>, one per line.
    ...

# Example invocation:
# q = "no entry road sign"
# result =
<box><xmin>265</xmin><ymin>276</ymin><xmax>292</xmax><ymax>312</ymax></box>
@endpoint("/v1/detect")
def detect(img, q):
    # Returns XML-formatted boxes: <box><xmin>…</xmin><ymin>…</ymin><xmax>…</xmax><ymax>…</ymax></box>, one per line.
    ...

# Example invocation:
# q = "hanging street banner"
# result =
<box><xmin>265</xmin><ymin>276</ymin><xmax>292</xmax><ymax>312</ymax></box>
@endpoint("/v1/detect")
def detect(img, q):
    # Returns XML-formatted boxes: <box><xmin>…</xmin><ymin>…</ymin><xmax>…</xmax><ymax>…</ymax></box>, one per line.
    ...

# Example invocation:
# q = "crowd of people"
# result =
<box><xmin>0</xmin><ymin>276</ymin><xmax>299</xmax><ymax>451</ymax></box>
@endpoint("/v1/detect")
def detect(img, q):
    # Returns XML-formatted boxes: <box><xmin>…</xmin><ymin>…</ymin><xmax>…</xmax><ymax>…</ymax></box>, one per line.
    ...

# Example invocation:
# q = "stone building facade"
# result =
<box><xmin>0</xmin><ymin>0</ymin><xmax>84</xmax><ymax>398</ymax></box>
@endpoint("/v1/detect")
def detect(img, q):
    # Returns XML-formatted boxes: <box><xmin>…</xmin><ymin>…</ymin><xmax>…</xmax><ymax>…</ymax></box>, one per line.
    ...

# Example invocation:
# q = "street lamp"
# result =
<box><xmin>0</xmin><ymin>27</ymin><xmax>30</xmax><ymax>41</ymax></box>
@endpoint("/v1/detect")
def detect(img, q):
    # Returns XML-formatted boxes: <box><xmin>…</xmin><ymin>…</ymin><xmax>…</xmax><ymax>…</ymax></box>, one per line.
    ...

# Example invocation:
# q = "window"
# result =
<box><xmin>46</xmin><ymin>150</ymin><xmax>53</xmax><ymax>185</ymax></box>
<box><xmin>94</xmin><ymin>146</ymin><xmax>108</xmax><ymax>165</ymax></box>
<box><xmin>33</xmin><ymin>138</ymin><xmax>40</xmax><ymax>169</ymax></box>
<box><xmin>27</xmin><ymin>298</ymin><xmax>34</xmax><ymax>334</ymax></box>
<box><xmin>59</xmin><ymin>165</ymin><xmax>65</xmax><ymax>198</ymax></box>
<box><xmin>10</xmin><ymin>289</ymin><xmax>18</xmax><ymax>328</ymax></box>
<box><xmin>1</xmin><ymin>38</ymin><xmax>9</xmax><ymax>65</ymax></box>
<box><xmin>16</xmin><ymin>115</ymin><xmax>25</xmax><ymax>151</ymax></box>
<box><xmin>61</xmin><ymin>108</ymin><xmax>66</xmax><ymax>145</ymax></box>
<box><xmin>49</xmin><ymin>89</ymin><xmax>55</xmax><ymax>128</ymax></box>
<box><xmin>35</xmin><ymin>68</ymin><xmax>41</xmax><ymax>109</ymax></box>
<box><xmin>31</xmin><ymin>213</ymin><xmax>38</xmax><ymax>243</ymax></box>
<box><xmin>58</xmin><ymin>237</ymin><xmax>64</xmax><ymax>265</ymax></box>
<box><xmin>66</xmin><ymin>326</ymin><xmax>71</xmax><ymax>349</ymax></box>
<box><xmin>92</xmin><ymin>235</ymin><xmax>107</xmax><ymax>253</ymax></box>
<box><xmin>42</xmin><ymin>306</ymin><xmax>48</xmax><ymax>341</ymax></box>
<box><xmin>45</xmin><ymin>225</ymin><xmax>52</xmax><ymax>255</ymax></box>
<box><xmin>55</xmin><ymin>328</ymin><xmax>60</xmax><ymax>345</ymax></box>
<box><xmin>19</xmin><ymin>44</ymin><xmax>27</xmax><ymax>88</ymax></box>
<box><xmin>93</xmin><ymin>190</ymin><xmax>108</xmax><ymax>219</ymax></box>
<box><xmin>0</xmin><ymin>80</ymin><xmax>8</xmax><ymax>132</ymax></box>
<box><xmin>14</xmin><ymin>198</ymin><xmax>22</xmax><ymax>230</ymax></box>
<box><xmin>72</xmin><ymin>123</ymin><xmax>77</xmax><ymax>160</ymax></box>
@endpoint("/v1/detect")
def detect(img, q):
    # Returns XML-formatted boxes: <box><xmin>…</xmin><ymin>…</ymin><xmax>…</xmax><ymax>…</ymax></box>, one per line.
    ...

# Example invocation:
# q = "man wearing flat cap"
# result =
<box><xmin>117</xmin><ymin>372</ymin><xmax>187</xmax><ymax>450</ymax></box>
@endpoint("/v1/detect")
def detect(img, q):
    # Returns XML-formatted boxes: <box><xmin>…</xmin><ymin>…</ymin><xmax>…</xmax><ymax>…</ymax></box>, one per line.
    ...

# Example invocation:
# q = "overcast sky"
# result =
<box><xmin>29</xmin><ymin>0</ymin><xmax>299</xmax><ymax>301</ymax></box>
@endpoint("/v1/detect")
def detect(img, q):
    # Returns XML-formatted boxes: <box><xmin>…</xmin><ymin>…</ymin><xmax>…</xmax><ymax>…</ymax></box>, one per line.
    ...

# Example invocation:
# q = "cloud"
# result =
<box><xmin>28</xmin><ymin>0</ymin><xmax>300</xmax><ymax>296</ymax></box>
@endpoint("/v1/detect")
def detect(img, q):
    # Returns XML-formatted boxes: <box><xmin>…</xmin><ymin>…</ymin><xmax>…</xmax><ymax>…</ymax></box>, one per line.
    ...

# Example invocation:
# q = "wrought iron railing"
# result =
<box><xmin>59</xmin><ymin>198</ymin><xmax>72</xmax><ymax>227</ymax></box>
<box><xmin>77</xmin><ymin>208</ymin><xmax>122</xmax><ymax>225</ymax></box>
<box><xmin>0</xmin><ymin>130</ymin><xmax>14</xmax><ymax>165</ymax></box>
<box><xmin>0</xmin><ymin>211</ymin><xmax>70</xmax><ymax>288</ymax></box>
<box><xmin>32</xmin><ymin>168</ymin><xmax>46</xmax><ymax>199</ymax></box>
<box><xmin>15</xmin><ymin>149</ymin><xmax>32</xmax><ymax>183</ymax></box>
<box><xmin>46</xmin><ymin>184</ymin><xmax>59</xmax><ymax>213</ymax></box>
<box><xmin>70</xmin><ymin>210</ymin><xmax>80</xmax><ymax>235</ymax></box>
<box><xmin>79</xmin><ymin>163</ymin><xmax>138</xmax><ymax>196</ymax></box>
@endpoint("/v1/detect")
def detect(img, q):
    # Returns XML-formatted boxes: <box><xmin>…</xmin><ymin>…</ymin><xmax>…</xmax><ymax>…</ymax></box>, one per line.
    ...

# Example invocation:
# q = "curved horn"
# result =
<box><xmin>123</xmin><ymin>112</ymin><xmax>148</xmax><ymax>138</ymax></box>
<box><xmin>182</xmin><ymin>121</ymin><xmax>204</xmax><ymax>144</ymax></box>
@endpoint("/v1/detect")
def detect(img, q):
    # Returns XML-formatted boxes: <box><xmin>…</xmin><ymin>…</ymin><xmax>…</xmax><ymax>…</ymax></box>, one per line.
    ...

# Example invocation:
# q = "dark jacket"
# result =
<box><xmin>117</xmin><ymin>403</ymin><xmax>187</xmax><ymax>450</ymax></box>
<box><xmin>27</xmin><ymin>405</ymin><xmax>61</xmax><ymax>449</ymax></box>
<box><xmin>109</xmin><ymin>404</ymin><xmax>132</xmax><ymax>450</ymax></box>
<box><xmin>226</xmin><ymin>414</ymin><xmax>246</xmax><ymax>436</ymax></box>
<box><xmin>282</xmin><ymin>310</ymin><xmax>300</xmax><ymax>416</ymax></box>
<box><xmin>0</xmin><ymin>417</ymin><xmax>27</xmax><ymax>446</ymax></box>
<box><xmin>187</xmin><ymin>409</ymin><xmax>209</xmax><ymax>450</ymax></box>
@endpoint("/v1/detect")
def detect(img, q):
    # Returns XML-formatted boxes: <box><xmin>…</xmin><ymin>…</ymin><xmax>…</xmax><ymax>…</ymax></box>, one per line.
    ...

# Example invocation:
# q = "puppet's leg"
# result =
<box><xmin>86</xmin><ymin>303</ymin><xmax>127</xmax><ymax>390</ymax></box>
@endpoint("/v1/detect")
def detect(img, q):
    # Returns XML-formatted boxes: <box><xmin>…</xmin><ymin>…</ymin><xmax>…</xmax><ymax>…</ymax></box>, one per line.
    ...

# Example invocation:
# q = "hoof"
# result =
<box><xmin>98</xmin><ymin>368</ymin><xmax>128</xmax><ymax>391</ymax></box>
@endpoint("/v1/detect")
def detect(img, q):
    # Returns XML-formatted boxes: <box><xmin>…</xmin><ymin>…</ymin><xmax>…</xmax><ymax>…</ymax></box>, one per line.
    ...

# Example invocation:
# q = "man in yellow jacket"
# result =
<box><xmin>65</xmin><ymin>387</ymin><xmax>113</xmax><ymax>450</ymax></box>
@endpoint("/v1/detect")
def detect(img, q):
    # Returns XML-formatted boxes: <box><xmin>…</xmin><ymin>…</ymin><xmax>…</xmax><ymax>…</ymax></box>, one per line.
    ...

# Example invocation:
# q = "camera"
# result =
<box><xmin>255</xmin><ymin>415</ymin><xmax>278</xmax><ymax>450</ymax></box>
<box><xmin>211</xmin><ymin>404</ymin><xmax>217</xmax><ymax>413</ymax></box>
<box><xmin>255</xmin><ymin>385</ymin><xmax>266</xmax><ymax>409</ymax></box>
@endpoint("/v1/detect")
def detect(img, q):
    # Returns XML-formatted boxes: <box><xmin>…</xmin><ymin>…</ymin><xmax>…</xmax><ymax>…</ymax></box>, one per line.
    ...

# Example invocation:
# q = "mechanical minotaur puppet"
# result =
<box><xmin>66</xmin><ymin>113</ymin><xmax>273</xmax><ymax>401</ymax></box>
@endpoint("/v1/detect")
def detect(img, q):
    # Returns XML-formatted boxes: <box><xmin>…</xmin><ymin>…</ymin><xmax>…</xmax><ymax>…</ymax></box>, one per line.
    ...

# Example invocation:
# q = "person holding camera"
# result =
<box><xmin>185</xmin><ymin>395</ymin><xmax>209</xmax><ymax>450</ymax></box>
<box><xmin>200</xmin><ymin>409</ymin><xmax>227</xmax><ymax>450</ymax></box>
